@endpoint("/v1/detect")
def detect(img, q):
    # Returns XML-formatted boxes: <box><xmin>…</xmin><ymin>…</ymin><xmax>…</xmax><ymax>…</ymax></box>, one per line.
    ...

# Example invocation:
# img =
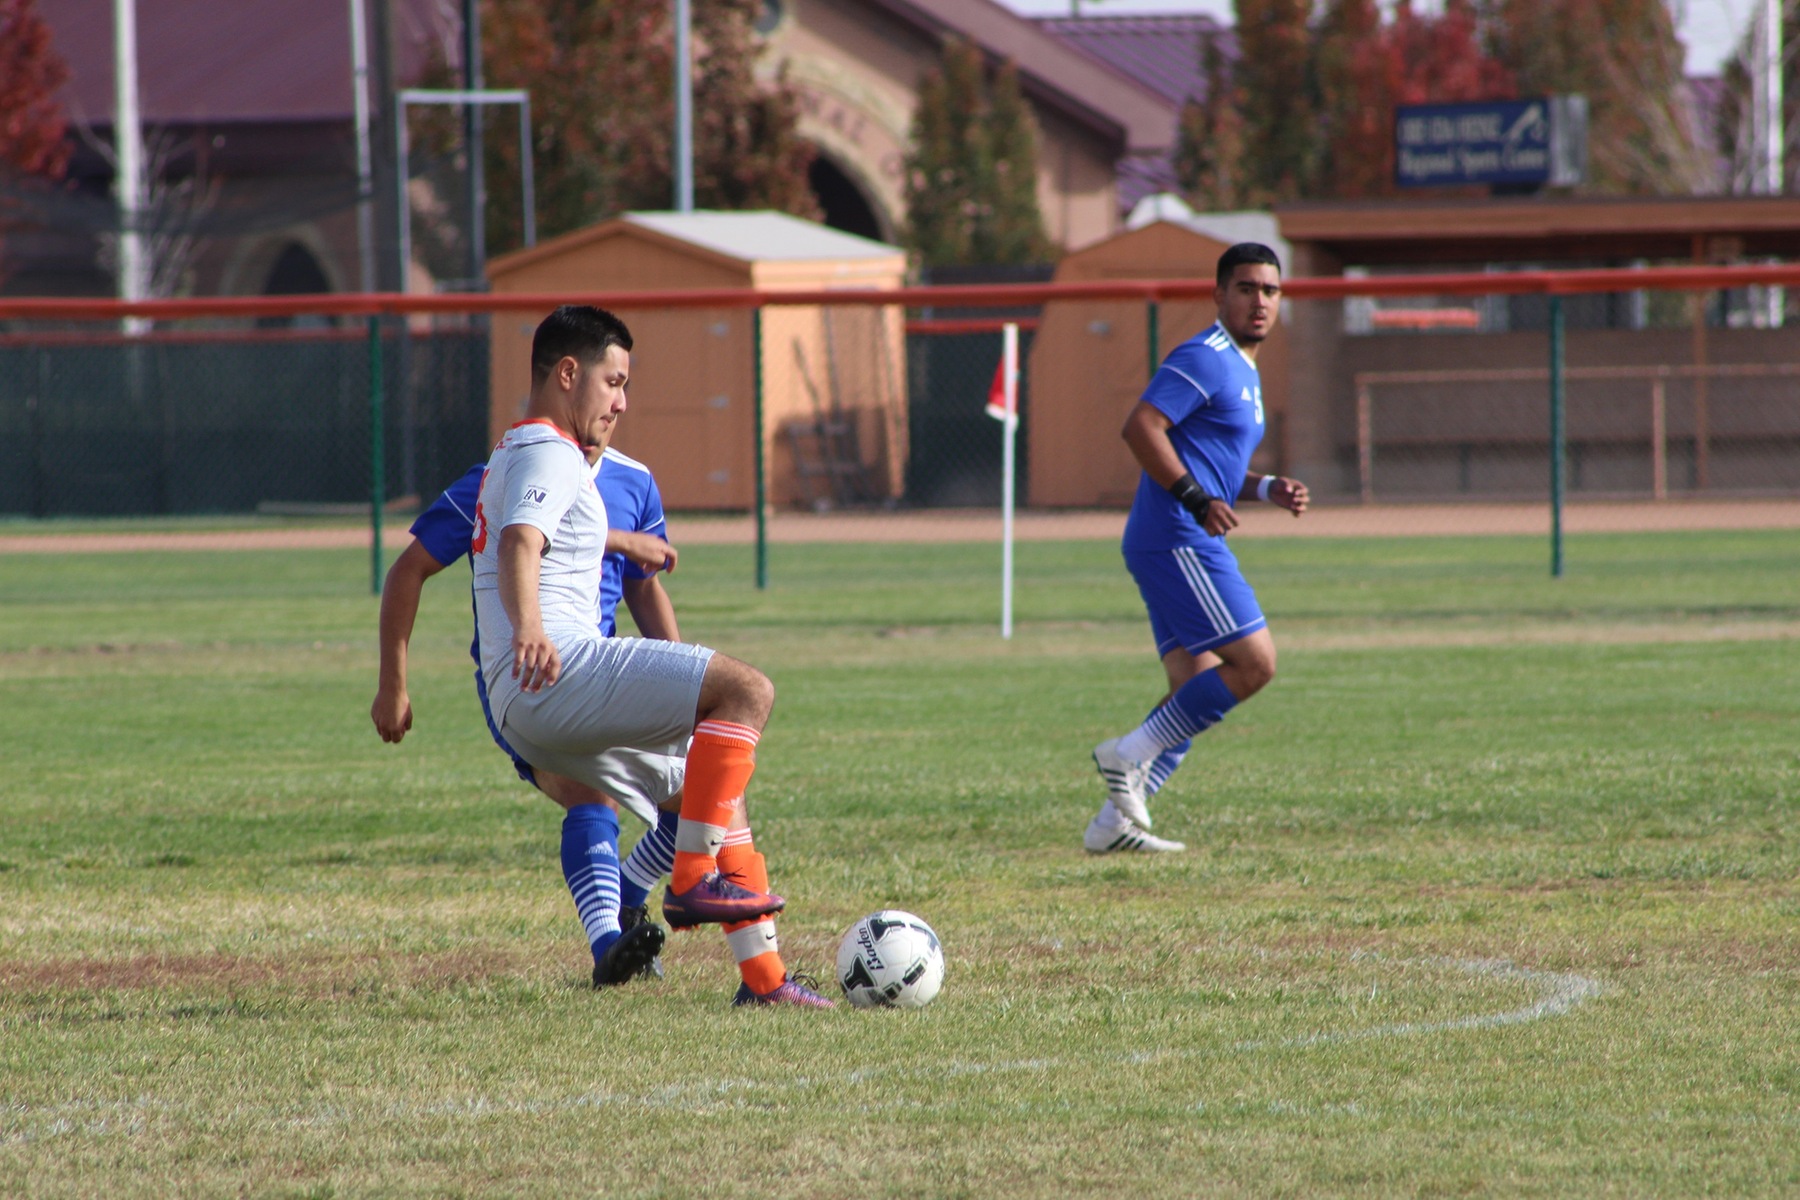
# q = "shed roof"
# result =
<box><xmin>487</xmin><ymin>210</ymin><xmax>904</xmax><ymax>281</ymax></box>
<box><xmin>622</xmin><ymin>211</ymin><xmax>902</xmax><ymax>262</ymax></box>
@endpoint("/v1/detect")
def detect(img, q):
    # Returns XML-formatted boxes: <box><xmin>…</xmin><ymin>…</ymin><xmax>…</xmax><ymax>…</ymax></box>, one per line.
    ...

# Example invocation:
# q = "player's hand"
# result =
<box><xmin>511</xmin><ymin>628</ymin><xmax>561</xmax><ymax>692</ymax></box>
<box><xmin>1203</xmin><ymin>499</ymin><xmax>1240</xmax><ymax>537</ymax></box>
<box><xmin>607</xmin><ymin>530</ymin><xmax>678</xmax><ymax>574</ymax></box>
<box><xmin>1271</xmin><ymin>477</ymin><xmax>1309</xmax><ymax>517</ymax></box>
<box><xmin>371</xmin><ymin>687</ymin><xmax>414</xmax><ymax>743</ymax></box>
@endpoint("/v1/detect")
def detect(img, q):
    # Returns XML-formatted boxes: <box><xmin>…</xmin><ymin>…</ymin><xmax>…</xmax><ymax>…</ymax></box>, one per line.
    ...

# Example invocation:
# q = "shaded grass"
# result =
<box><xmin>0</xmin><ymin>529</ymin><xmax>1797</xmax><ymax>1197</ymax></box>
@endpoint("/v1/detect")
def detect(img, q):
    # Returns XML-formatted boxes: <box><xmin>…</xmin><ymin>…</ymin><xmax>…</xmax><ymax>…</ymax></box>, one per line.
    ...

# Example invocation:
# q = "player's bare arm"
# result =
<box><xmin>622</xmin><ymin>575</ymin><xmax>680</xmax><ymax>641</ymax></box>
<box><xmin>606</xmin><ymin>529</ymin><xmax>677</xmax><ymax>575</ymax></box>
<box><xmin>1122</xmin><ymin>401</ymin><xmax>1238</xmax><ymax>536</ymax></box>
<box><xmin>1236</xmin><ymin>473</ymin><xmax>1310</xmax><ymax>517</ymax></box>
<box><xmin>372</xmin><ymin>539</ymin><xmax>451</xmax><ymax>743</ymax></box>
<box><xmin>498</xmin><ymin>523</ymin><xmax>560</xmax><ymax>692</ymax></box>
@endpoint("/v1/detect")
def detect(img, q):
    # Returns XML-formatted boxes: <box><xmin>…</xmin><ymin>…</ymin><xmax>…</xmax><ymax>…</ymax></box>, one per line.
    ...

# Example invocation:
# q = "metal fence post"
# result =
<box><xmin>753</xmin><ymin>304</ymin><xmax>767</xmax><ymax>590</ymax></box>
<box><xmin>369</xmin><ymin>314</ymin><xmax>386</xmax><ymax>595</ymax></box>
<box><xmin>1548</xmin><ymin>294</ymin><xmax>1565</xmax><ymax>579</ymax></box>
<box><xmin>1147</xmin><ymin>298</ymin><xmax>1161</xmax><ymax>378</ymax></box>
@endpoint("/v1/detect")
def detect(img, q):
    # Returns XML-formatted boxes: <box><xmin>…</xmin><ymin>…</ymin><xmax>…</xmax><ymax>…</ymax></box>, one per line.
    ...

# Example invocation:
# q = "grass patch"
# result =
<box><xmin>1</xmin><ymin>528</ymin><xmax>1796</xmax><ymax>1197</ymax></box>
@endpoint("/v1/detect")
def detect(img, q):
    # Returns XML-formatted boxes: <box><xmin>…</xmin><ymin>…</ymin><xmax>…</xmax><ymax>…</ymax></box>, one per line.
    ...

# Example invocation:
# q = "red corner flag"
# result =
<box><xmin>985</xmin><ymin>357</ymin><xmax>1011</xmax><ymax>422</ymax></box>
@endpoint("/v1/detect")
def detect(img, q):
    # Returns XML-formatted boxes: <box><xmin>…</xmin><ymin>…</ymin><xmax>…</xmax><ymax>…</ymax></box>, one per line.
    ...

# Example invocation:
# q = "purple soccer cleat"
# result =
<box><xmin>661</xmin><ymin>872</ymin><xmax>785</xmax><ymax>930</ymax></box>
<box><xmin>732</xmin><ymin>972</ymin><xmax>836</xmax><ymax>1009</ymax></box>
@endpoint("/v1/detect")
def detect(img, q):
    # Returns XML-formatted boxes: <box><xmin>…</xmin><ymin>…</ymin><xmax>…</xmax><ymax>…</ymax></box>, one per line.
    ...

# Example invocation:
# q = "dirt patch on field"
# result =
<box><xmin>3</xmin><ymin>498</ymin><xmax>1797</xmax><ymax>554</ymax></box>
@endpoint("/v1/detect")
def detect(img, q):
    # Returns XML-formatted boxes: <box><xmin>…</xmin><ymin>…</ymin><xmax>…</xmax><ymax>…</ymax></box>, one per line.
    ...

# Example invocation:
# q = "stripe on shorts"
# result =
<box><xmin>1173</xmin><ymin>546</ymin><xmax>1241</xmax><ymax>636</ymax></box>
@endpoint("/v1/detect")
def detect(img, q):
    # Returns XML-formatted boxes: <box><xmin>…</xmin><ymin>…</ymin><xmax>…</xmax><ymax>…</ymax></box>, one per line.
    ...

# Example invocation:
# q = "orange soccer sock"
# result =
<box><xmin>720</xmin><ymin>835</ymin><xmax>785</xmax><ymax>995</ymax></box>
<box><xmin>670</xmin><ymin>720</ymin><xmax>760</xmax><ymax>894</ymax></box>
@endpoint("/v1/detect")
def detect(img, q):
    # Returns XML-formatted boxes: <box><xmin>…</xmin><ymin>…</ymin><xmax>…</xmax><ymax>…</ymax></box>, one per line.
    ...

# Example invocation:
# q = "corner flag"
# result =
<box><xmin>986</xmin><ymin>357</ymin><xmax>1014</xmax><ymax>423</ymax></box>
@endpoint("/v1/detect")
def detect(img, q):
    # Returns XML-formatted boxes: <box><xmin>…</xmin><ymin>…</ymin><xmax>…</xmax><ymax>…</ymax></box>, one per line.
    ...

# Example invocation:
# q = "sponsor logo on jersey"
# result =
<box><xmin>521</xmin><ymin>487</ymin><xmax>548</xmax><ymax>507</ymax></box>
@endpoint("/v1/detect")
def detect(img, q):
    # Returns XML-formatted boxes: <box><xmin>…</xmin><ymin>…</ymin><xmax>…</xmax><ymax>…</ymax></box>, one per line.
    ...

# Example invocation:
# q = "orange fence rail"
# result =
<box><xmin>5</xmin><ymin>260</ymin><xmax>1800</xmax><ymax>322</ymax></box>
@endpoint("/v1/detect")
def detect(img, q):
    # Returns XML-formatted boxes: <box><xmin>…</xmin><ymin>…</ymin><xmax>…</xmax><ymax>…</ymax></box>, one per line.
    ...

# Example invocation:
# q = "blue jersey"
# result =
<box><xmin>1121</xmin><ymin>321</ymin><xmax>1266</xmax><ymax>552</ymax></box>
<box><xmin>408</xmin><ymin>447</ymin><xmax>667</xmax><ymax>642</ymax></box>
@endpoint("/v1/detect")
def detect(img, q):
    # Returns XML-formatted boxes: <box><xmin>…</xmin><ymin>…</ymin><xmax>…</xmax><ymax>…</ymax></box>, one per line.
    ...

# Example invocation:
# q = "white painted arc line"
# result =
<box><xmin>0</xmin><ymin>958</ymin><xmax>1603</xmax><ymax>1143</ymax></box>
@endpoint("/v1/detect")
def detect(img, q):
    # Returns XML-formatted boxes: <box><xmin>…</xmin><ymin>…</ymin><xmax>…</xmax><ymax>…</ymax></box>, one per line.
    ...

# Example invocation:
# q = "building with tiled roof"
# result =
<box><xmin>11</xmin><ymin>0</ymin><xmax>1193</xmax><ymax>300</ymax></box>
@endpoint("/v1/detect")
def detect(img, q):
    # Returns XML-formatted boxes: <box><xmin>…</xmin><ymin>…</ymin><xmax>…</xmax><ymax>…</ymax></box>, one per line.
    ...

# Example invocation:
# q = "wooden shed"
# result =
<box><xmin>486</xmin><ymin>211</ymin><xmax>908</xmax><ymax>510</ymax></box>
<box><xmin>1025</xmin><ymin>207</ymin><xmax>1291</xmax><ymax>507</ymax></box>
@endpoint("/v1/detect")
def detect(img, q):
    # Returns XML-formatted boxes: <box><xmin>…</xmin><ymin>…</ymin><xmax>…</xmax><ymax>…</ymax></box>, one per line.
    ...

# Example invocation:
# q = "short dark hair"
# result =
<box><xmin>531</xmin><ymin>305</ymin><xmax>633</xmax><ymax>382</ymax></box>
<box><xmin>1215</xmin><ymin>242</ymin><xmax>1282</xmax><ymax>287</ymax></box>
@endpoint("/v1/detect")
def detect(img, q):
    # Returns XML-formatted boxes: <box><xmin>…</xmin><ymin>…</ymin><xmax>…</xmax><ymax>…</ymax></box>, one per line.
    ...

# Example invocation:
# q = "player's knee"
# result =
<box><xmin>701</xmin><ymin>653</ymin><xmax>775</xmax><ymax>726</ymax></box>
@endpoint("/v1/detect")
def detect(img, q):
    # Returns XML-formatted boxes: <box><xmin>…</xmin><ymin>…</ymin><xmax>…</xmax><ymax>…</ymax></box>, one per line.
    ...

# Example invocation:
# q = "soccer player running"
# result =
<box><xmin>373</xmin><ymin>444</ymin><xmax>686</xmax><ymax>989</ymax></box>
<box><xmin>475</xmin><ymin>304</ymin><xmax>831</xmax><ymax>1008</ymax></box>
<box><xmin>1086</xmin><ymin>243</ymin><xmax>1310</xmax><ymax>854</ymax></box>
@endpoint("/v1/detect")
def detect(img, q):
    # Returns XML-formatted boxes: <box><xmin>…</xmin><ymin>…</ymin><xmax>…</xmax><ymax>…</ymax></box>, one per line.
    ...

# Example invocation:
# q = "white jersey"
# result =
<box><xmin>471</xmin><ymin>419</ymin><xmax>609</xmax><ymax>711</ymax></box>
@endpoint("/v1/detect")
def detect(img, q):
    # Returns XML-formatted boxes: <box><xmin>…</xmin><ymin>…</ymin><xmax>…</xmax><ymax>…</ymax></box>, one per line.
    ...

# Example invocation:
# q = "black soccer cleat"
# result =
<box><xmin>592</xmin><ymin>920</ymin><xmax>667</xmax><ymax>988</ymax></box>
<box><xmin>617</xmin><ymin>903</ymin><xmax>665</xmax><ymax>979</ymax></box>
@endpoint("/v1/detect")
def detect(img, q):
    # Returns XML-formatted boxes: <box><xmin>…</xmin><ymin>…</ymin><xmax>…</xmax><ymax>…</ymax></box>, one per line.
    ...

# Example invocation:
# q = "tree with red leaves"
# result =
<box><xmin>0</xmin><ymin>0</ymin><xmax>70</xmax><ymax>282</ymax></box>
<box><xmin>0</xmin><ymin>0</ymin><xmax>69</xmax><ymax>181</ymax></box>
<box><xmin>1314</xmin><ymin>0</ymin><xmax>1515</xmax><ymax>198</ymax></box>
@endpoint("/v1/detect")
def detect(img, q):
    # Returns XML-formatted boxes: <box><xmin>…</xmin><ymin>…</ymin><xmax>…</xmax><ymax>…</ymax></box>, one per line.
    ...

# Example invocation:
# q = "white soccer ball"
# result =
<box><xmin>836</xmin><ymin>910</ymin><xmax>945</xmax><ymax>1010</ymax></box>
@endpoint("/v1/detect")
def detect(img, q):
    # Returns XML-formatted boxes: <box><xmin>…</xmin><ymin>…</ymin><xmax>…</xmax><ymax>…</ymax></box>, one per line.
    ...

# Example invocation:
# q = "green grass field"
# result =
<box><xmin>2</xmin><ymin>528</ymin><xmax>1796</xmax><ymax>1197</ymax></box>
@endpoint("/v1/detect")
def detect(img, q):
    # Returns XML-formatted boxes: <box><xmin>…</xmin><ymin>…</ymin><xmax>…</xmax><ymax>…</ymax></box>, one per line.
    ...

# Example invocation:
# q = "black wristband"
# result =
<box><xmin>1167</xmin><ymin>472</ymin><xmax>1216</xmax><ymax>522</ymax></box>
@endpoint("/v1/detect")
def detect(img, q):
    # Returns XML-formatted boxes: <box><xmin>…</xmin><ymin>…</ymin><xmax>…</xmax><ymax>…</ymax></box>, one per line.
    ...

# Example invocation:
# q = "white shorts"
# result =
<box><xmin>496</xmin><ymin>636</ymin><xmax>714</xmax><ymax>827</ymax></box>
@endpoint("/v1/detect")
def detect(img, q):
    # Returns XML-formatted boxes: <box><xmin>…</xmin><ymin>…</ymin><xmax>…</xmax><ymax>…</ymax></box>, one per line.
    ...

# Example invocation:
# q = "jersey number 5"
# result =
<box><xmin>470</xmin><ymin>469</ymin><xmax>491</xmax><ymax>553</ymax></box>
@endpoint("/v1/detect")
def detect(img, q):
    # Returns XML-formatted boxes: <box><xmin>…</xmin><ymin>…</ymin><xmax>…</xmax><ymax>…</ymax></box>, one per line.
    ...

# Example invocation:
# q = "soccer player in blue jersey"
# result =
<box><xmin>1086</xmin><ymin>242</ymin><xmax>1311</xmax><ymax>854</ymax></box>
<box><xmin>371</xmin><ymin>443</ymin><xmax>685</xmax><ymax>987</ymax></box>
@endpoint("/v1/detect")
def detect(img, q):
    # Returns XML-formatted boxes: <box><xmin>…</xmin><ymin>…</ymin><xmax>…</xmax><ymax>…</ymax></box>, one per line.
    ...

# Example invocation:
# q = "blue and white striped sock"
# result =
<box><xmin>620</xmin><ymin>808</ymin><xmax>678</xmax><ymax>910</ymax></box>
<box><xmin>1117</xmin><ymin>669</ymin><xmax>1238</xmax><ymax>762</ymax></box>
<box><xmin>560</xmin><ymin>805</ymin><xmax>622</xmax><ymax>963</ymax></box>
<box><xmin>1146</xmin><ymin>740</ymin><xmax>1190</xmax><ymax>796</ymax></box>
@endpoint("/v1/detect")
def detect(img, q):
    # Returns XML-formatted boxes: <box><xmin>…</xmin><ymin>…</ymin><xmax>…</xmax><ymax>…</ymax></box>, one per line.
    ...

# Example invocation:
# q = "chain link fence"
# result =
<box><xmin>4</xmin><ymin>275</ymin><xmax>1799</xmax><ymax>528</ymax></box>
<box><xmin>0</xmin><ymin>321</ymin><xmax>488</xmax><ymax>519</ymax></box>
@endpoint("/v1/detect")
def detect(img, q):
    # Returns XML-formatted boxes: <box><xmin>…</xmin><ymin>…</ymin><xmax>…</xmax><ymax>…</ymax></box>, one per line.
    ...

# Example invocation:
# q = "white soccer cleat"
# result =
<box><xmin>1092</xmin><ymin>738</ymin><xmax>1154</xmax><ymax>828</ymax></box>
<box><xmin>1083</xmin><ymin>812</ymin><xmax>1186</xmax><ymax>854</ymax></box>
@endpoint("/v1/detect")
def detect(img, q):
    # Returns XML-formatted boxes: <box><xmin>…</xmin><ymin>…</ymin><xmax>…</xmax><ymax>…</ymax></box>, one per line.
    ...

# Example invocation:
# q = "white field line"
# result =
<box><xmin>0</xmin><ymin>957</ymin><xmax>1601</xmax><ymax>1144</ymax></box>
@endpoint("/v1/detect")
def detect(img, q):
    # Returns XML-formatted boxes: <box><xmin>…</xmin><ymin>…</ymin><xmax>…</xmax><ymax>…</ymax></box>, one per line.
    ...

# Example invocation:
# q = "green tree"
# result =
<box><xmin>1174</xmin><ymin>32</ymin><xmax>1246</xmax><ymax>210</ymax></box>
<box><xmin>902</xmin><ymin>37</ymin><xmax>1051</xmax><ymax>266</ymax></box>
<box><xmin>1231</xmin><ymin>0</ymin><xmax>1317</xmax><ymax>204</ymax></box>
<box><xmin>691</xmin><ymin>0</ymin><xmax>817</xmax><ymax>215</ymax></box>
<box><xmin>469</xmin><ymin>0</ymin><xmax>815</xmax><ymax>255</ymax></box>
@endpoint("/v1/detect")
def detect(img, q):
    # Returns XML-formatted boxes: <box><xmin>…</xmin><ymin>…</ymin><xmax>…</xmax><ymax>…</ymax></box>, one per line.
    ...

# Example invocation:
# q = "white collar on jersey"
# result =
<box><xmin>1211</xmin><ymin>320</ymin><xmax>1258</xmax><ymax>370</ymax></box>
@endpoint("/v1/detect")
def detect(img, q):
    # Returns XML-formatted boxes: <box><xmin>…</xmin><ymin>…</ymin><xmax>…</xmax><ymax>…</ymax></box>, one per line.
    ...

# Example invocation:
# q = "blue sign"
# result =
<box><xmin>1395</xmin><ymin>97</ymin><xmax>1586</xmax><ymax>189</ymax></box>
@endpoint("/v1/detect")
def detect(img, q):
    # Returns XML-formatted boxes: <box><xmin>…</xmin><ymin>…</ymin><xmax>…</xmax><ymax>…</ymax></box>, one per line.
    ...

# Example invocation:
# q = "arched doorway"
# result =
<box><xmin>262</xmin><ymin>242</ymin><xmax>332</xmax><ymax>294</ymax></box>
<box><xmin>258</xmin><ymin>242</ymin><xmax>334</xmax><ymax>328</ymax></box>
<box><xmin>808</xmin><ymin>154</ymin><xmax>887</xmax><ymax>243</ymax></box>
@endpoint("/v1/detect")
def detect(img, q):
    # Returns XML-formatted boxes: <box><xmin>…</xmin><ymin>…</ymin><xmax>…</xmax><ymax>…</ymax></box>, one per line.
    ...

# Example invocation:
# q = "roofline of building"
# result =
<box><xmin>863</xmin><ymin>0</ymin><xmax>1177</xmax><ymax>152</ymax></box>
<box><xmin>1277</xmin><ymin>193</ymin><xmax>1800</xmax><ymax>242</ymax></box>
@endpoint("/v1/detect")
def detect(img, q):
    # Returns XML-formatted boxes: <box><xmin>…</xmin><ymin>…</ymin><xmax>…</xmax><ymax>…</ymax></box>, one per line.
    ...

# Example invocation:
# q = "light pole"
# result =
<box><xmin>675</xmin><ymin>0</ymin><xmax>694</xmax><ymax>211</ymax></box>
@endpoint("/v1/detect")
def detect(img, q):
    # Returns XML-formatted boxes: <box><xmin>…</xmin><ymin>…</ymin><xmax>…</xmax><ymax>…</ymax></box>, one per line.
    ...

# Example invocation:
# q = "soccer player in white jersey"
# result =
<box><xmin>373</xmin><ymin>442</ymin><xmax>685</xmax><ymax>989</ymax></box>
<box><xmin>1087</xmin><ymin>243</ymin><xmax>1311</xmax><ymax>853</ymax></box>
<box><xmin>474</xmin><ymin>305</ymin><xmax>832</xmax><ymax>1008</ymax></box>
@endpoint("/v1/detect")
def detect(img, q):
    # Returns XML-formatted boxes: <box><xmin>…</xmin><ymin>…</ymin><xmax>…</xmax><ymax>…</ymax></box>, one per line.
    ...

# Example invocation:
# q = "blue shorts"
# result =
<box><xmin>1124</xmin><ymin>542</ymin><xmax>1267</xmax><ymax>658</ymax></box>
